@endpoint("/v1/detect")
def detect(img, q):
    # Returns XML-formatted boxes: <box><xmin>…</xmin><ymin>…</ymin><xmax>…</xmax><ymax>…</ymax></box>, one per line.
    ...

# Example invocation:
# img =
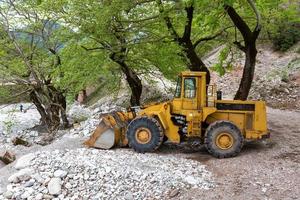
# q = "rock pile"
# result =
<box><xmin>0</xmin><ymin>149</ymin><xmax>213</xmax><ymax>199</ymax></box>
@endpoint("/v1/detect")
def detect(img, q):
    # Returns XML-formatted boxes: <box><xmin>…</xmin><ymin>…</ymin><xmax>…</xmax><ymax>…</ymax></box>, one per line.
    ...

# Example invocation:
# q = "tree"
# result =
<box><xmin>0</xmin><ymin>0</ymin><xmax>70</xmax><ymax>135</ymax></box>
<box><xmin>42</xmin><ymin>0</ymin><xmax>162</xmax><ymax>106</ymax></box>
<box><xmin>155</xmin><ymin>0</ymin><xmax>232</xmax><ymax>84</ymax></box>
<box><xmin>224</xmin><ymin>0</ymin><xmax>261</xmax><ymax>100</ymax></box>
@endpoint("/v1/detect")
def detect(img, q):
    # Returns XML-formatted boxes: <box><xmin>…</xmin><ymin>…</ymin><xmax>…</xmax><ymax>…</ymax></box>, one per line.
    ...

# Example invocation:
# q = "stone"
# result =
<box><xmin>24</xmin><ymin>179</ymin><xmax>35</xmax><ymax>187</ymax></box>
<box><xmin>54</xmin><ymin>170</ymin><xmax>68</xmax><ymax>178</ymax></box>
<box><xmin>65</xmin><ymin>182</ymin><xmax>72</xmax><ymax>189</ymax></box>
<box><xmin>12</xmin><ymin>137</ymin><xmax>31</xmax><ymax>147</ymax></box>
<box><xmin>32</xmin><ymin>173</ymin><xmax>44</xmax><ymax>184</ymax></box>
<box><xmin>262</xmin><ymin>187</ymin><xmax>267</xmax><ymax>193</ymax></box>
<box><xmin>43</xmin><ymin>194</ymin><xmax>54</xmax><ymax>199</ymax></box>
<box><xmin>35</xmin><ymin>193</ymin><xmax>43</xmax><ymax>200</ymax></box>
<box><xmin>124</xmin><ymin>192</ymin><xmax>134</xmax><ymax>200</ymax></box>
<box><xmin>8</xmin><ymin>168</ymin><xmax>34</xmax><ymax>183</ymax></box>
<box><xmin>21</xmin><ymin>191</ymin><xmax>31</xmax><ymax>199</ymax></box>
<box><xmin>185</xmin><ymin>176</ymin><xmax>199</xmax><ymax>185</ymax></box>
<box><xmin>48</xmin><ymin>178</ymin><xmax>62</xmax><ymax>195</ymax></box>
<box><xmin>15</xmin><ymin>153</ymin><xmax>35</xmax><ymax>169</ymax></box>
<box><xmin>0</xmin><ymin>151</ymin><xmax>16</xmax><ymax>164</ymax></box>
<box><xmin>169</xmin><ymin>189</ymin><xmax>180</xmax><ymax>198</ymax></box>
<box><xmin>4</xmin><ymin>191</ymin><xmax>13</xmax><ymax>199</ymax></box>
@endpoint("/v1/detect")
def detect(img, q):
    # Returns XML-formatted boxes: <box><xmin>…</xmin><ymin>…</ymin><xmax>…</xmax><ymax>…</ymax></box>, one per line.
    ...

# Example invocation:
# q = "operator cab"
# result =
<box><xmin>171</xmin><ymin>71</ymin><xmax>207</xmax><ymax>113</ymax></box>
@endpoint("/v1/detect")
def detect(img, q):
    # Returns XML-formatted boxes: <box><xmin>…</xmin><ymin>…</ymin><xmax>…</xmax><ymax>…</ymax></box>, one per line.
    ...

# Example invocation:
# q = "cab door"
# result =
<box><xmin>182</xmin><ymin>77</ymin><xmax>198</xmax><ymax>110</ymax></box>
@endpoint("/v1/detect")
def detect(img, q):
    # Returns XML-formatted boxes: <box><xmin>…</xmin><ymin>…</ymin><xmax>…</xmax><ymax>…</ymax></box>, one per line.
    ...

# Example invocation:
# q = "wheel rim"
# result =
<box><xmin>216</xmin><ymin>132</ymin><xmax>234</xmax><ymax>150</ymax></box>
<box><xmin>135</xmin><ymin>128</ymin><xmax>152</xmax><ymax>144</ymax></box>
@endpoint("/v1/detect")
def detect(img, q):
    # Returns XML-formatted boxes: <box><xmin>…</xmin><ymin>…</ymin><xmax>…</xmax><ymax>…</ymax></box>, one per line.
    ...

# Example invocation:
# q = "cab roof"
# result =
<box><xmin>180</xmin><ymin>71</ymin><xmax>207</xmax><ymax>77</ymax></box>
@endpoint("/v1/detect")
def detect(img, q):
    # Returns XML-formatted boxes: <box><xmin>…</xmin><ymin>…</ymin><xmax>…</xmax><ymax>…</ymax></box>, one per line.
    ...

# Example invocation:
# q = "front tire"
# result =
<box><xmin>205</xmin><ymin>121</ymin><xmax>244</xmax><ymax>158</ymax></box>
<box><xmin>126</xmin><ymin>116</ymin><xmax>164</xmax><ymax>153</ymax></box>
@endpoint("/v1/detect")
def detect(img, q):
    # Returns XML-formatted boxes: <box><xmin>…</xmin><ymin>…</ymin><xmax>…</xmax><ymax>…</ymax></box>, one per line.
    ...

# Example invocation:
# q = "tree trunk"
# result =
<box><xmin>234</xmin><ymin>43</ymin><xmax>257</xmax><ymax>100</ymax></box>
<box><xmin>182</xmin><ymin>40</ymin><xmax>211</xmax><ymax>84</ymax></box>
<box><xmin>109</xmin><ymin>53</ymin><xmax>143</xmax><ymax>106</ymax></box>
<box><xmin>29</xmin><ymin>90</ymin><xmax>52</xmax><ymax>128</ymax></box>
<box><xmin>119</xmin><ymin>62</ymin><xmax>143</xmax><ymax>106</ymax></box>
<box><xmin>57</xmin><ymin>91</ymin><xmax>69</xmax><ymax>128</ymax></box>
<box><xmin>225</xmin><ymin>4</ymin><xmax>261</xmax><ymax>100</ymax></box>
<box><xmin>157</xmin><ymin>0</ymin><xmax>211</xmax><ymax>85</ymax></box>
<box><xmin>29</xmin><ymin>85</ymin><xmax>69</xmax><ymax>133</ymax></box>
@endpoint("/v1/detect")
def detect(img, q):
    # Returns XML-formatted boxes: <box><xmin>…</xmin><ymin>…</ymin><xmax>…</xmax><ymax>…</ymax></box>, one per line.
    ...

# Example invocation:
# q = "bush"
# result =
<box><xmin>272</xmin><ymin>23</ymin><xmax>300</xmax><ymax>51</ymax></box>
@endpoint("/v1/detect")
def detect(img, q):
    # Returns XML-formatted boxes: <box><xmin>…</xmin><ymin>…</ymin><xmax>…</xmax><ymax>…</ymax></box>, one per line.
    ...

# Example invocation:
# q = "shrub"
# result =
<box><xmin>272</xmin><ymin>23</ymin><xmax>300</xmax><ymax>51</ymax></box>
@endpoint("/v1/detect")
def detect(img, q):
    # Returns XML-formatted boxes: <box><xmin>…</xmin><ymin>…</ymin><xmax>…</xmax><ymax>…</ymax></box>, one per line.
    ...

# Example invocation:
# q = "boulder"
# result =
<box><xmin>0</xmin><ymin>151</ymin><xmax>16</xmax><ymax>164</ymax></box>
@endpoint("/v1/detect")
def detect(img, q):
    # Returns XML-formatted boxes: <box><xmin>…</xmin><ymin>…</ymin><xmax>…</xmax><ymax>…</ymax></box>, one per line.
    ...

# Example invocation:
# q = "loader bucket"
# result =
<box><xmin>84</xmin><ymin>112</ymin><xmax>130</xmax><ymax>149</ymax></box>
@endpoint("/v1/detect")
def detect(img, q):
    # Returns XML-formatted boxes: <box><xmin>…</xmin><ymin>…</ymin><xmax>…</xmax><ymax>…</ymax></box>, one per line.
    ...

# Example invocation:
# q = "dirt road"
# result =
<box><xmin>1</xmin><ymin>107</ymin><xmax>299</xmax><ymax>199</ymax></box>
<box><xmin>165</xmin><ymin>107</ymin><xmax>300</xmax><ymax>200</ymax></box>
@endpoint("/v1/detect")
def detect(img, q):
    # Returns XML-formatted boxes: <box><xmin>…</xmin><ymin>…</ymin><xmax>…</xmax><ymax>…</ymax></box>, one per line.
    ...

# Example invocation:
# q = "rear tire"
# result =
<box><xmin>205</xmin><ymin>121</ymin><xmax>244</xmax><ymax>158</ymax></box>
<box><xmin>126</xmin><ymin>116</ymin><xmax>164</xmax><ymax>153</ymax></box>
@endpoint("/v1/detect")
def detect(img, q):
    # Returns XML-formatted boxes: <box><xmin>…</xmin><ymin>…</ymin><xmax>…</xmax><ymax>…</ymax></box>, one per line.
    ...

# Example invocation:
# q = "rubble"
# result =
<box><xmin>0</xmin><ymin>149</ymin><xmax>213</xmax><ymax>199</ymax></box>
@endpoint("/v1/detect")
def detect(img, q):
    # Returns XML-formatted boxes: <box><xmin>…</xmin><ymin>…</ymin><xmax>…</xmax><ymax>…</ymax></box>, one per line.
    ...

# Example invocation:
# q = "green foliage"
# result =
<box><xmin>3</xmin><ymin>112</ymin><xmax>16</xmax><ymax>135</ymax></box>
<box><xmin>212</xmin><ymin>46</ymin><xmax>233</xmax><ymax>76</ymax></box>
<box><xmin>0</xmin><ymin>85</ymin><xmax>30</xmax><ymax>104</ymax></box>
<box><xmin>1</xmin><ymin>0</ymin><xmax>299</xmax><ymax>106</ymax></box>
<box><xmin>272</xmin><ymin>23</ymin><xmax>300</xmax><ymax>51</ymax></box>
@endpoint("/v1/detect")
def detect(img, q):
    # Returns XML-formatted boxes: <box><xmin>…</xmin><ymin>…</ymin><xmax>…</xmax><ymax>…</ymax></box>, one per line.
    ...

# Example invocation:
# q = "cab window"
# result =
<box><xmin>184</xmin><ymin>78</ymin><xmax>196</xmax><ymax>98</ymax></box>
<box><xmin>174</xmin><ymin>77</ymin><xmax>182</xmax><ymax>98</ymax></box>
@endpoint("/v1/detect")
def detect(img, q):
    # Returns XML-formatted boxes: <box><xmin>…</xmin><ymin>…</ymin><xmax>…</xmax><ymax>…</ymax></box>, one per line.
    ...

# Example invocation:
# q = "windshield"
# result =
<box><xmin>174</xmin><ymin>77</ymin><xmax>182</xmax><ymax>98</ymax></box>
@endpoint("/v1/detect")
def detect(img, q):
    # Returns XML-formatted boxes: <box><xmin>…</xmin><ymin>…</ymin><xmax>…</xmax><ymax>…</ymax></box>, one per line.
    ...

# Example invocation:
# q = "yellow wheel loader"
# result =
<box><xmin>84</xmin><ymin>71</ymin><xmax>269</xmax><ymax>158</ymax></box>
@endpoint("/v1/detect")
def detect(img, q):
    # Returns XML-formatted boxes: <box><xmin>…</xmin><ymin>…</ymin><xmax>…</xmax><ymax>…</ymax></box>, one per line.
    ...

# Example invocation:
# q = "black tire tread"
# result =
<box><xmin>127</xmin><ymin>116</ymin><xmax>164</xmax><ymax>153</ymax></box>
<box><xmin>204</xmin><ymin>120</ymin><xmax>244</xmax><ymax>158</ymax></box>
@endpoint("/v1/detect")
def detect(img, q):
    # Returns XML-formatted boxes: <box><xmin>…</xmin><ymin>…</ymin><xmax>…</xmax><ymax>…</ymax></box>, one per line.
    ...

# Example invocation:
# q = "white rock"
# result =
<box><xmin>124</xmin><ymin>192</ymin><xmax>134</xmax><ymax>200</ymax></box>
<box><xmin>8</xmin><ymin>168</ymin><xmax>34</xmax><ymax>183</ymax></box>
<box><xmin>21</xmin><ymin>191</ymin><xmax>31</xmax><ymax>199</ymax></box>
<box><xmin>24</xmin><ymin>179</ymin><xmax>35</xmax><ymax>187</ymax></box>
<box><xmin>65</xmin><ymin>182</ymin><xmax>72</xmax><ymax>189</ymax></box>
<box><xmin>48</xmin><ymin>178</ymin><xmax>62</xmax><ymax>195</ymax></box>
<box><xmin>4</xmin><ymin>191</ymin><xmax>13</xmax><ymax>199</ymax></box>
<box><xmin>32</xmin><ymin>173</ymin><xmax>44</xmax><ymax>184</ymax></box>
<box><xmin>15</xmin><ymin>153</ymin><xmax>35</xmax><ymax>169</ymax></box>
<box><xmin>262</xmin><ymin>187</ymin><xmax>267</xmax><ymax>193</ymax></box>
<box><xmin>185</xmin><ymin>176</ymin><xmax>199</xmax><ymax>185</ymax></box>
<box><xmin>35</xmin><ymin>193</ymin><xmax>43</xmax><ymax>200</ymax></box>
<box><xmin>54</xmin><ymin>170</ymin><xmax>68</xmax><ymax>178</ymax></box>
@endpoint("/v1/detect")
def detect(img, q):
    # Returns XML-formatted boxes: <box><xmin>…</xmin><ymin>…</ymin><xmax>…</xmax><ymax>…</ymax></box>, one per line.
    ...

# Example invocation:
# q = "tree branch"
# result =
<box><xmin>81</xmin><ymin>46</ymin><xmax>106</xmax><ymax>51</ymax></box>
<box><xmin>233</xmin><ymin>41</ymin><xmax>246</xmax><ymax>52</ymax></box>
<box><xmin>156</xmin><ymin>0</ymin><xmax>180</xmax><ymax>42</ymax></box>
<box><xmin>246</xmin><ymin>0</ymin><xmax>262</xmax><ymax>31</ymax></box>
<box><xmin>193</xmin><ymin>26</ymin><xmax>233</xmax><ymax>48</ymax></box>
<box><xmin>224</xmin><ymin>4</ymin><xmax>252</xmax><ymax>42</ymax></box>
<box><xmin>182</xmin><ymin>3</ymin><xmax>194</xmax><ymax>40</ymax></box>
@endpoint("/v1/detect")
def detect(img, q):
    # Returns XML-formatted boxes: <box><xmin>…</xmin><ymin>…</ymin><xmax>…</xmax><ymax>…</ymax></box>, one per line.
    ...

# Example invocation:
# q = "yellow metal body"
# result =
<box><xmin>135</xmin><ymin>71</ymin><xmax>268</xmax><ymax>143</ymax></box>
<box><xmin>85</xmin><ymin>71</ymin><xmax>268</xmax><ymax>149</ymax></box>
